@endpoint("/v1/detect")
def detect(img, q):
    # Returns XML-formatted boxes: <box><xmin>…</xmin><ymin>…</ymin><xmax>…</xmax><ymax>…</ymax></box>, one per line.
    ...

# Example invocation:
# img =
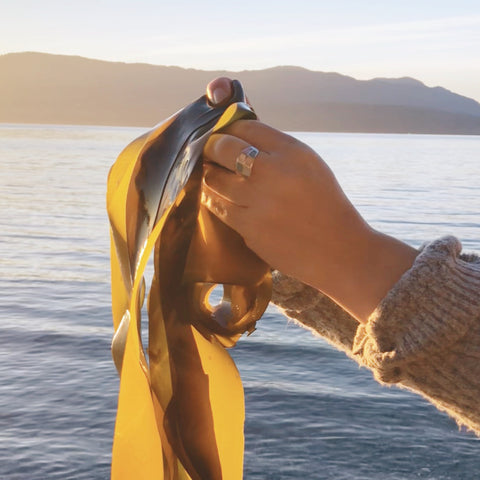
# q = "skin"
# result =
<box><xmin>202</xmin><ymin>77</ymin><xmax>419</xmax><ymax>324</ymax></box>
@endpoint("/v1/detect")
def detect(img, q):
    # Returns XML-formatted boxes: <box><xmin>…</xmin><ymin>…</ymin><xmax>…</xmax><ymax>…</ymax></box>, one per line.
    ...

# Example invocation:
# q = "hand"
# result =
<box><xmin>203</xmin><ymin>78</ymin><xmax>418</xmax><ymax>322</ymax></box>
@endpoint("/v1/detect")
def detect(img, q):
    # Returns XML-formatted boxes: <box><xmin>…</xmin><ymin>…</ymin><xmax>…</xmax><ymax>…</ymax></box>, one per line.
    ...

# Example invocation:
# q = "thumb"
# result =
<box><xmin>206</xmin><ymin>77</ymin><xmax>234</xmax><ymax>106</ymax></box>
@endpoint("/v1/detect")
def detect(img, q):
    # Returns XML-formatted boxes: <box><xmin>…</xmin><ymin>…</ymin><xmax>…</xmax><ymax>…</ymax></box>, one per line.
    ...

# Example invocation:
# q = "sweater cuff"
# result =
<box><xmin>353</xmin><ymin>236</ymin><xmax>480</xmax><ymax>383</ymax></box>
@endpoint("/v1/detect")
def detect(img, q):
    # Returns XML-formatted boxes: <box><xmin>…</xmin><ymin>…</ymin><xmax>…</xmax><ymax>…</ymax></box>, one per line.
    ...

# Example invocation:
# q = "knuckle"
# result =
<box><xmin>204</xmin><ymin>133</ymin><xmax>229</xmax><ymax>160</ymax></box>
<box><xmin>226</xmin><ymin>119</ymin><xmax>259</xmax><ymax>138</ymax></box>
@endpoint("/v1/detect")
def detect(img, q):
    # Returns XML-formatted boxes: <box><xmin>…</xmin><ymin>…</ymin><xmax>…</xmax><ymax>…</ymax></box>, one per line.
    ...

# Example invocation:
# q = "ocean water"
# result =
<box><xmin>0</xmin><ymin>124</ymin><xmax>479</xmax><ymax>480</ymax></box>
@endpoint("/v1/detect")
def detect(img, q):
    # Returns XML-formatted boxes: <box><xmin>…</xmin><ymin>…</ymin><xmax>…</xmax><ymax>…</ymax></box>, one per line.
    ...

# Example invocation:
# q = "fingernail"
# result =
<box><xmin>212</xmin><ymin>86</ymin><xmax>230</xmax><ymax>105</ymax></box>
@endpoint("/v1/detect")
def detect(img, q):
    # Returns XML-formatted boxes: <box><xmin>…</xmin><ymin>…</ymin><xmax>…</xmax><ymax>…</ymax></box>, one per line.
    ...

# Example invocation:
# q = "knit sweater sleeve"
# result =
<box><xmin>271</xmin><ymin>236</ymin><xmax>480</xmax><ymax>434</ymax></box>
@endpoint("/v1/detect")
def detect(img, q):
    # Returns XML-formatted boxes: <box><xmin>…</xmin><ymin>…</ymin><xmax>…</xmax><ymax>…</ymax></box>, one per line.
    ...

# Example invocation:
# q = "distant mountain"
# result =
<box><xmin>1</xmin><ymin>52</ymin><xmax>480</xmax><ymax>134</ymax></box>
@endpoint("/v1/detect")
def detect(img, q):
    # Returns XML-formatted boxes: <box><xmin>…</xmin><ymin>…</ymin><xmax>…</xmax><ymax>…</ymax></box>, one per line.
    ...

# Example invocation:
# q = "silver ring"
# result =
<box><xmin>235</xmin><ymin>146</ymin><xmax>259</xmax><ymax>178</ymax></box>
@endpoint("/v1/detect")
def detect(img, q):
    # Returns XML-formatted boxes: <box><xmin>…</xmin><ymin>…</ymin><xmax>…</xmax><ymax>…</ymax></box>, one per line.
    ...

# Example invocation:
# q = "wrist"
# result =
<box><xmin>360</xmin><ymin>230</ymin><xmax>418</xmax><ymax>319</ymax></box>
<box><xmin>305</xmin><ymin>223</ymin><xmax>418</xmax><ymax>324</ymax></box>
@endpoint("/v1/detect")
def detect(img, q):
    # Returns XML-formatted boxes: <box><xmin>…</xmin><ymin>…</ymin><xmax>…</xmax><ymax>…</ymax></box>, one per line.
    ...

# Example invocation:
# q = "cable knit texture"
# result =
<box><xmin>271</xmin><ymin>236</ymin><xmax>480</xmax><ymax>434</ymax></box>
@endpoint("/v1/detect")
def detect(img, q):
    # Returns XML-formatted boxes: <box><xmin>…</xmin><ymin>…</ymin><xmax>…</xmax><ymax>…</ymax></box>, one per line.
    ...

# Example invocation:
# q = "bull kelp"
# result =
<box><xmin>107</xmin><ymin>81</ymin><xmax>271</xmax><ymax>479</ymax></box>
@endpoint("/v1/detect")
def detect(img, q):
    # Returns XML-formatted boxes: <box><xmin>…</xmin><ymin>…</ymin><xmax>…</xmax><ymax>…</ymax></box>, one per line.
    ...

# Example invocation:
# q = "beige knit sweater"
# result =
<box><xmin>271</xmin><ymin>236</ymin><xmax>480</xmax><ymax>435</ymax></box>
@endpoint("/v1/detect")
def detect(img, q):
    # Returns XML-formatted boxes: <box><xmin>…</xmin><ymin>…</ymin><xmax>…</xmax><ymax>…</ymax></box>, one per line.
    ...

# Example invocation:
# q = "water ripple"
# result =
<box><xmin>1</xmin><ymin>126</ymin><xmax>479</xmax><ymax>479</ymax></box>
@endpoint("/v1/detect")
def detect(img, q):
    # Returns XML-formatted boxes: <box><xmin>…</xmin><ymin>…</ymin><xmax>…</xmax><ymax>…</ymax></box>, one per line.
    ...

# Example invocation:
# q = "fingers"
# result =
<box><xmin>203</xmin><ymin>163</ymin><xmax>250</xmax><ymax>206</ymax></box>
<box><xmin>223</xmin><ymin>120</ymin><xmax>298</xmax><ymax>153</ymax></box>
<box><xmin>201</xmin><ymin>178</ymin><xmax>248</xmax><ymax>232</ymax></box>
<box><xmin>211</xmin><ymin>117</ymin><xmax>300</xmax><ymax>157</ymax></box>
<box><xmin>206</xmin><ymin>76</ymin><xmax>299</xmax><ymax>152</ymax></box>
<box><xmin>203</xmin><ymin>133</ymin><xmax>270</xmax><ymax>175</ymax></box>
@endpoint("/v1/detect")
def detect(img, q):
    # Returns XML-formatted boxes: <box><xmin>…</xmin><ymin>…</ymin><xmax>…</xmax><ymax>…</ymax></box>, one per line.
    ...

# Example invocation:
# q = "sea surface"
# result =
<box><xmin>1</xmin><ymin>124</ymin><xmax>479</xmax><ymax>480</ymax></box>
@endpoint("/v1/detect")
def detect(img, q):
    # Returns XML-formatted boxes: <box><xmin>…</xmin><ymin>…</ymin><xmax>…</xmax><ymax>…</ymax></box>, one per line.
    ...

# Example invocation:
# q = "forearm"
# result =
<box><xmin>272</xmin><ymin>237</ymin><xmax>480</xmax><ymax>435</ymax></box>
<box><xmin>345</xmin><ymin>228</ymin><xmax>419</xmax><ymax>322</ymax></box>
<box><xmin>295</xmin><ymin>204</ymin><xmax>418</xmax><ymax>323</ymax></box>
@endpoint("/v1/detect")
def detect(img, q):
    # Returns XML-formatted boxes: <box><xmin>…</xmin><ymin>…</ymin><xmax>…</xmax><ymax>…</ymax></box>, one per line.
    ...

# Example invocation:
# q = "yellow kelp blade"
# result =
<box><xmin>190</xmin><ymin>327</ymin><xmax>245</xmax><ymax>477</ymax></box>
<box><xmin>110</xmin><ymin>308</ymin><xmax>164</xmax><ymax>480</ymax></box>
<box><xmin>111</xmin><ymin>206</ymin><xmax>173</xmax><ymax>480</ymax></box>
<box><xmin>108</xmin><ymin>82</ymin><xmax>271</xmax><ymax>480</ymax></box>
<box><xmin>148</xmin><ymin>213</ymin><xmax>250</xmax><ymax>479</ymax></box>
<box><xmin>146</xmin><ymin>146</ymin><xmax>269</xmax><ymax>479</ymax></box>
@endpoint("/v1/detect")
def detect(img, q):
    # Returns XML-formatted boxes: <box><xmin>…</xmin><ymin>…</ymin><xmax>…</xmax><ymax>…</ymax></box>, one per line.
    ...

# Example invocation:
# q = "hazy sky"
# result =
<box><xmin>2</xmin><ymin>0</ymin><xmax>480</xmax><ymax>102</ymax></box>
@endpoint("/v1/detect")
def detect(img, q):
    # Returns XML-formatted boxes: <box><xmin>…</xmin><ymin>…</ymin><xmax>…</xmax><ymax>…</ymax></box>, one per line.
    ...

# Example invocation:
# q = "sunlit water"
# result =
<box><xmin>0</xmin><ymin>124</ymin><xmax>479</xmax><ymax>479</ymax></box>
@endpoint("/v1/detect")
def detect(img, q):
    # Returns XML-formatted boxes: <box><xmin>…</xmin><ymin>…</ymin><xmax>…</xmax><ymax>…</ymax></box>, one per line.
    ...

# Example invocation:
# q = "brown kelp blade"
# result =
<box><xmin>107</xmin><ymin>82</ymin><xmax>271</xmax><ymax>479</ymax></box>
